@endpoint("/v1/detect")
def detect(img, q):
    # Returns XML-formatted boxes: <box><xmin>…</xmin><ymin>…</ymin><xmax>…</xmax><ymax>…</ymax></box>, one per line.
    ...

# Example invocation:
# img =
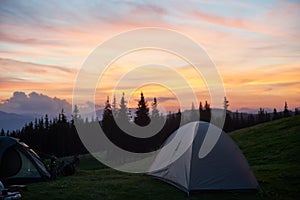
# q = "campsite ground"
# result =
<box><xmin>22</xmin><ymin>115</ymin><xmax>300</xmax><ymax>200</ymax></box>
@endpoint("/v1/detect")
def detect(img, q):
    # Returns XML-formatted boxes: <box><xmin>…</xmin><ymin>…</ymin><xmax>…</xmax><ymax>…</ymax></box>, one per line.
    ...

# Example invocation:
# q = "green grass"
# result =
<box><xmin>22</xmin><ymin>116</ymin><xmax>300</xmax><ymax>200</ymax></box>
<box><xmin>229</xmin><ymin>115</ymin><xmax>300</xmax><ymax>200</ymax></box>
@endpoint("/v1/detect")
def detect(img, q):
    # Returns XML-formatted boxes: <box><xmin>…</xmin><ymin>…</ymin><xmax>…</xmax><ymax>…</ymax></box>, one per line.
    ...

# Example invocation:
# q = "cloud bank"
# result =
<box><xmin>0</xmin><ymin>91</ymin><xmax>72</xmax><ymax>116</ymax></box>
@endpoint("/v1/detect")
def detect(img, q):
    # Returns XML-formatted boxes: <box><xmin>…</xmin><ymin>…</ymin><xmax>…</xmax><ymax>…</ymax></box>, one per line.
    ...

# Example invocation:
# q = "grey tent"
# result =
<box><xmin>148</xmin><ymin>121</ymin><xmax>259</xmax><ymax>194</ymax></box>
<box><xmin>0</xmin><ymin>136</ymin><xmax>50</xmax><ymax>185</ymax></box>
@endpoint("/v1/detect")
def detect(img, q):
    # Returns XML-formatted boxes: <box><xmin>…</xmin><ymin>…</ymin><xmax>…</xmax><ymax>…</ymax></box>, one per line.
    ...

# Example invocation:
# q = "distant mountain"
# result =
<box><xmin>0</xmin><ymin>110</ymin><xmax>35</xmax><ymax>131</ymax></box>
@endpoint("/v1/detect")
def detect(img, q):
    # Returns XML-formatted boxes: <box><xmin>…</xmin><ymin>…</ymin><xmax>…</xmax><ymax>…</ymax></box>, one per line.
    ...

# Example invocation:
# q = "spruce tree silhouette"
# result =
<box><xmin>151</xmin><ymin>97</ymin><xmax>159</xmax><ymax>120</ymax></box>
<box><xmin>45</xmin><ymin>114</ymin><xmax>49</xmax><ymax>130</ymax></box>
<box><xmin>0</xmin><ymin>128</ymin><xmax>5</xmax><ymax>136</ymax></box>
<box><xmin>118</xmin><ymin>92</ymin><xmax>129</xmax><ymax>122</ymax></box>
<box><xmin>199</xmin><ymin>101</ymin><xmax>203</xmax><ymax>112</ymax></box>
<box><xmin>273</xmin><ymin>108</ymin><xmax>278</xmax><ymax>120</ymax></box>
<box><xmin>59</xmin><ymin>108</ymin><xmax>67</xmax><ymax>123</ymax></box>
<box><xmin>284</xmin><ymin>101</ymin><xmax>290</xmax><ymax>117</ymax></box>
<box><xmin>223</xmin><ymin>97</ymin><xmax>233</xmax><ymax>132</ymax></box>
<box><xmin>258</xmin><ymin>108</ymin><xmax>266</xmax><ymax>123</ymax></box>
<box><xmin>71</xmin><ymin>105</ymin><xmax>80</xmax><ymax>124</ymax></box>
<box><xmin>112</xmin><ymin>95</ymin><xmax>117</xmax><ymax>111</ymax></box>
<box><xmin>295</xmin><ymin>108</ymin><xmax>299</xmax><ymax>116</ymax></box>
<box><xmin>198</xmin><ymin>101</ymin><xmax>211</xmax><ymax>122</ymax></box>
<box><xmin>224</xmin><ymin>97</ymin><xmax>229</xmax><ymax>111</ymax></box>
<box><xmin>102</xmin><ymin>96</ymin><xmax>114</xmax><ymax>133</ymax></box>
<box><xmin>134</xmin><ymin>92</ymin><xmax>150</xmax><ymax>126</ymax></box>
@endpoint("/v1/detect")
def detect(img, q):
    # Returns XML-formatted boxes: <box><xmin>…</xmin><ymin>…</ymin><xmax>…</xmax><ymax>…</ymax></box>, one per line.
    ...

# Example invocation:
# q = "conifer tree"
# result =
<box><xmin>151</xmin><ymin>97</ymin><xmax>160</xmax><ymax>120</ymax></box>
<box><xmin>204</xmin><ymin>101</ymin><xmax>211</xmax><ymax>111</ymax></box>
<box><xmin>295</xmin><ymin>108</ymin><xmax>299</xmax><ymax>116</ymax></box>
<box><xmin>59</xmin><ymin>108</ymin><xmax>67</xmax><ymax>123</ymax></box>
<box><xmin>0</xmin><ymin>128</ymin><xmax>5</xmax><ymax>136</ymax></box>
<box><xmin>201</xmin><ymin>101</ymin><xmax>211</xmax><ymax>122</ymax></box>
<box><xmin>45</xmin><ymin>114</ymin><xmax>49</xmax><ymax>130</ymax></box>
<box><xmin>72</xmin><ymin>105</ymin><xmax>80</xmax><ymax>121</ymax></box>
<box><xmin>112</xmin><ymin>95</ymin><xmax>117</xmax><ymax>117</ymax></box>
<box><xmin>258</xmin><ymin>108</ymin><xmax>265</xmax><ymax>122</ymax></box>
<box><xmin>199</xmin><ymin>101</ymin><xmax>203</xmax><ymax>112</ymax></box>
<box><xmin>118</xmin><ymin>92</ymin><xmax>129</xmax><ymax>122</ymax></box>
<box><xmin>283</xmin><ymin>101</ymin><xmax>290</xmax><ymax>117</ymax></box>
<box><xmin>273</xmin><ymin>108</ymin><xmax>278</xmax><ymax>120</ymax></box>
<box><xmin>103</xmin><ymin>96</ymin><xmax>112</xmax><ymax>123</ymax></box>
<box><xmin>112</xmin><ymin>95</ymin><xmax>117</xmax><ymax>110</ymax></box>
<box><xmin>224</xmin><ymin>97</ymin><xmax>229</xmax><ymax>110</ymax></box>
<box><xmin>134</xmin><ymin>92</ymin><xmax>150</xmax><ymax>126</ymax></box>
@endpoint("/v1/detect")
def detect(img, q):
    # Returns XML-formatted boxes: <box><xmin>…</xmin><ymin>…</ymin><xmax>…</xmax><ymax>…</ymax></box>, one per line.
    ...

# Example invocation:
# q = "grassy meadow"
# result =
<box><xmin>22</xmin><ymin>115</ymin><xmax>300</xmax><ymax>200</ymax></box>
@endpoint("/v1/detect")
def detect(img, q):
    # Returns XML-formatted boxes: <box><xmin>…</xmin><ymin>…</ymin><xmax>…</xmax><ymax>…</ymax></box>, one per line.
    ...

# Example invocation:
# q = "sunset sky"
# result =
<box><xmin>0</xmin><ymin>0</ymin><xmax>299</xmax><ymax>116</ymax></box>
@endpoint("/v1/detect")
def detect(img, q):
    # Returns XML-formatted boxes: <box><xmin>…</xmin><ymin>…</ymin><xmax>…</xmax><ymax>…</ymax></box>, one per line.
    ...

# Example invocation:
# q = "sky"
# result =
<box><xmin>0</xmin><ymin>0</ymin><xmax>300</xmax><ymax>116</ymax></box>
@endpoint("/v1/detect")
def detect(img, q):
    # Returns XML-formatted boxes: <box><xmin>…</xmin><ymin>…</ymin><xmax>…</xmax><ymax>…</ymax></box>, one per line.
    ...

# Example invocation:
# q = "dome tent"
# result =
<box><xmin>148</xmin><ymin>121</ymin><xmax>259</xmax><ymax>194</ymax></box>
<box><xmin>0</xmin><ymin>136</ymin><xmax>50</xmax><ymax>185</ymax></box>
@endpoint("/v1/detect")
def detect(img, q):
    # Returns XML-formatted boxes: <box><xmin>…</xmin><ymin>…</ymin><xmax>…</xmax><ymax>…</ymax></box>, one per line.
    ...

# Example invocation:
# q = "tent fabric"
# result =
<box><xmin>0</xmin><ymin>147</ymin><xmax>22</xmax><ymax>178</ymax></box>
<box><xmin>148</xmin><ymin>121</ymin><xmax>259</xmax><ymax>194</ymax></box>
<box><xmin>12</xmin><ymin>149</ymin><xmax>40</xmax><ymax>178</ymax></box>
<box><xmin>0</xmin><ymin>136</ymin><xmax>51</xmax><ymax>185</ymax></box>
<box><xmin>0</xmin><ymin>137</ymin><xmax>18</xmax><ymax>158</ymax></box>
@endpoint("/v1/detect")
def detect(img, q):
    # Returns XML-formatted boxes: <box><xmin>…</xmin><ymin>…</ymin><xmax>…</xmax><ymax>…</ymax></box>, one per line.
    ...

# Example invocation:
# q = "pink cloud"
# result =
<box><xmin>0</xmin><ymin>91</ymin><xmax>71</xmax><ymax>116</ymax></box>
<box><xmin>189</xmin><ymin>9</ymin><xmax>293</xmax><ymax>38</ymax></box>
<box><xmin>0</xmin><ymin>58</ymin><xmax>75</xmax><ymax>74</ymax></box>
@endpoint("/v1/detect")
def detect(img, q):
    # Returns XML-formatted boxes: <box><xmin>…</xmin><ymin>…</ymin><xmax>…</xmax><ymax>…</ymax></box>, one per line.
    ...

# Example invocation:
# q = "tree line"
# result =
<box><xmin>0</xmin><ymin>93</ymin><xmax>298</xmax><ymax>158</ymax></box>
<box><xmin>223</xmin><ymin>100</ymin><xmax>298</xmax><ymax>132</ymax></box>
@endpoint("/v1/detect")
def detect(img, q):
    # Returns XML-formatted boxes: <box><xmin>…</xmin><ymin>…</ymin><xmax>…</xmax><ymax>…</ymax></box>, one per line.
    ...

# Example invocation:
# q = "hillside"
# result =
<box><xmin>22</xmin><ymin>115</ymin><xmax>300</xmax><ymax>200</ymax></box>
<box><xmin>230</xmin><ymin>115</ymin><xmax>300</xmax><ymax>200</ymax></box>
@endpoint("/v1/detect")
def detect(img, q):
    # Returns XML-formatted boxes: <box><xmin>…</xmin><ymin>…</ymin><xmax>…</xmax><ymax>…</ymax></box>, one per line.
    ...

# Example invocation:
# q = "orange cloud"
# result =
<box><xmin>0</xmin><ymin>58</ymin><xmax>77</xmax><ymax>102</ymax></box>
<box><xmin>222</xmin><ymin>62</ymin><xmax>300</xmax><ymax>110</ymax></box>
<box><xmin>1</xmin><ymin>0</ymin><xmax>299</xmax><ymax>113</ymax></box>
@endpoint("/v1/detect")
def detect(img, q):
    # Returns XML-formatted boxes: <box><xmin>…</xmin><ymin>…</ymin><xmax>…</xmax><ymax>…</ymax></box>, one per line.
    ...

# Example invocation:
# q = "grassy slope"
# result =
<box><xmin>230</xmin><ymin>115</ymin><xmax>300</xmax><ymax>200</ymax></box>
<box><xmin>22</xmin><ymin>116</ymin><xmax>300</xmax><ymax>200</ymax></box>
